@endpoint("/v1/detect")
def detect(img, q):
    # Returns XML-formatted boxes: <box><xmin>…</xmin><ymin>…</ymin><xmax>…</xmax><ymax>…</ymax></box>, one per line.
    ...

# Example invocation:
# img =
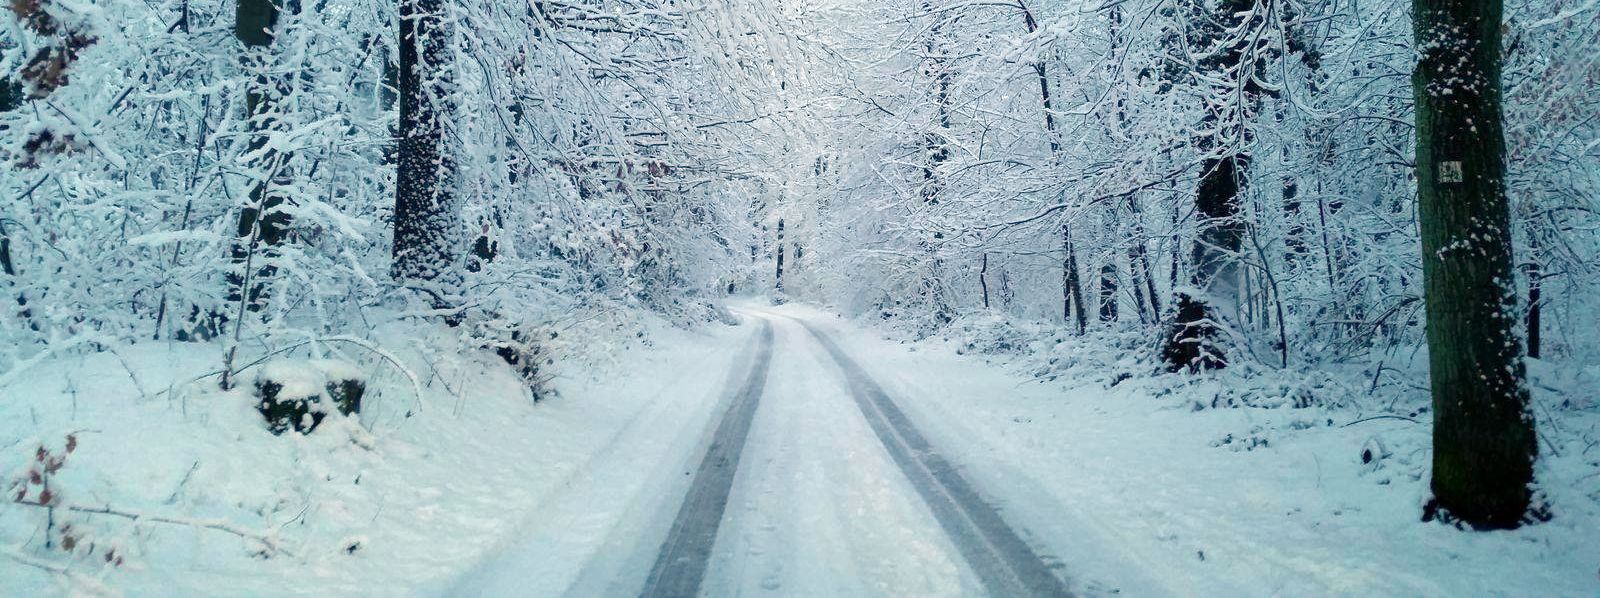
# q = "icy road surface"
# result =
<box><xmin>455</xmin><ymin>307</ymin><xmax>1076</xmax><ymax>597</ymax></box>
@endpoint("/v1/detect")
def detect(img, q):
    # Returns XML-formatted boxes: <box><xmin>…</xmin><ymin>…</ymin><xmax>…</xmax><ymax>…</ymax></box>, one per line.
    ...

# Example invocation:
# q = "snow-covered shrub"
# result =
<box><xmin>946</xmin><ymin>311</ymin><xmax>1040</xmax><ymax>357</ymax></box>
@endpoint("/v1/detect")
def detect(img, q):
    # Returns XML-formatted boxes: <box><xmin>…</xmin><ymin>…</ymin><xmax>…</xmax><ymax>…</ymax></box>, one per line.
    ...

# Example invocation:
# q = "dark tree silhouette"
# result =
<box><xmin>394</xmin><ymin>0</ymin><xmax>460</xmax><ymax>309</ymax></box>
<box><xmin>1160</xmin><ymin>0</ymin><xmax>1263</xmax><ymax>372</ymax></box>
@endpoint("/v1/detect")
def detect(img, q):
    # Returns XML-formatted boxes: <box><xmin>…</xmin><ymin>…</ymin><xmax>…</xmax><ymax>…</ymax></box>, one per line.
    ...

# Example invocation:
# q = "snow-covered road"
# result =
<box><xmin>455</xmin><ymin>307</ymin><xmax>1075</xmax><ymax>597</ymax></box>
<box><xmin>447</xmin><ymin>302</ymin><xmax>1600</xmax><ymax>598</ymax></box>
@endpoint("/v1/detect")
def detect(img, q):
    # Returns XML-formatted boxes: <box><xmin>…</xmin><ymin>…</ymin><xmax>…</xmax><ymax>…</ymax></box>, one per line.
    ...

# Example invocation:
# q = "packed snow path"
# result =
<box><xmin>457</xmin><ymin>309</ymin><xmax>1072</xmax><ymax>597</ymax></box>
<box><xmin>797</xmin><ymin>318</ymin><xmax>1072</xmax><ymax>597</ymax></box>
<box><xmin>641</xmin><ymin>320</ymin><xmax>775</xmax><ymax>596</ymax></box>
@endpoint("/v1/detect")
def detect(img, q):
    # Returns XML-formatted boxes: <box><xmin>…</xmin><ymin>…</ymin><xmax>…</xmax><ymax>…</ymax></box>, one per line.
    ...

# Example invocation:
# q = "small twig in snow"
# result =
<box><xmin>164</xmin><ymin>461</ymin><xmax>200</xmax><ymax>505</ymax></box>
<box><xmin>11</xmin><ymin>500</ymin><xmax>288</xmax><ymax>556</ymax></box>
<box><xmin>0</xmin><ymin>547</ymin><xmax>113</xmax><ymax>595</ymax></box>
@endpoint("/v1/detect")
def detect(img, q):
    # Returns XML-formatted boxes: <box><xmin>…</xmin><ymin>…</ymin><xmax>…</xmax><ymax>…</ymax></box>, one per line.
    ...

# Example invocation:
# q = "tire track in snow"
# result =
<box><xmin>797</xmin><ymin>318</ymin><xmax>1074</xmax><ymax>598</ymax></box>
<box><xmin>640</xmin><ymin>319</ymin><xmax>774</xmax><ymax>598</ymax></box>
<box><xmin>448</xmin><ymin>323</ymin><xmax>759</xmax><ymax>597</ymax></box>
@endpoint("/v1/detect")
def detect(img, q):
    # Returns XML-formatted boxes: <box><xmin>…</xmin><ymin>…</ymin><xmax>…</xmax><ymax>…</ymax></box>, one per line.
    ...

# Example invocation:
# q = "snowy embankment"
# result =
<box><xmin>773</xmin><ymin>304</ymin><xmax>1599</xmax><ymax>596</ymax></box>
<box><xmin>0</xmin><ymin>312</ymin><xmax>746</xmax><ymax>596</ymax></box>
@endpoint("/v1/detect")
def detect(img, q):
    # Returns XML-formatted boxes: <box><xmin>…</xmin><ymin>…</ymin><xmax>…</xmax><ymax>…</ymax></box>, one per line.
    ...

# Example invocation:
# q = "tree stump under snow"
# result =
<box><xmin>254</xmin><ymin>360</ymin><xmax>366</xmax><ymax>435</ymax></box>
<box><xmin>471</xmin><ymin>320</ymin><xmax>554</xmax><ymax>402</ymax></box>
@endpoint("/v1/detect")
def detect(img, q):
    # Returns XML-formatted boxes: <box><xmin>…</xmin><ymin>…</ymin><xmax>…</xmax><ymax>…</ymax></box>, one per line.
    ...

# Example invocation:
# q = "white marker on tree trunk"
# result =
<box><xmin>1440</xmin><ymin>161</ymin><xmax>1464</xmax><ymax>183</ymax></box>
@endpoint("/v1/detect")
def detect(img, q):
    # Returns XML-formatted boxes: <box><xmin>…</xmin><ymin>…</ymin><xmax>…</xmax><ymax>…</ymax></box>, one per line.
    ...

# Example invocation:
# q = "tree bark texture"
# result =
<box><xmin>1163</xmin><ymin>154</ymin><xmax>1246</xmax><ymax>371</ymax></box>
<box><xmin>394</xmin><ymin>0</ymin><xmax>460</xmax><ymax>294</ymax></box>
<box><xmin>1413</xmin><ymin>0</ymin><xmax>1535</xmax><ymax>529</ymax></box>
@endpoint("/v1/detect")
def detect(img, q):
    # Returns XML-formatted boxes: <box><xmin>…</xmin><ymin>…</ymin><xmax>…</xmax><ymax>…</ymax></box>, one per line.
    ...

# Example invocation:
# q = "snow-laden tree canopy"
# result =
<box><xmin>1</xmin><ymin>0</ymin><xmax>1597</xmax><ymax>374</ymax></box>
<box><xmin>0</xmin><ymin>0</ymin><xmax>822</xmax><ymax>367</ymax></box>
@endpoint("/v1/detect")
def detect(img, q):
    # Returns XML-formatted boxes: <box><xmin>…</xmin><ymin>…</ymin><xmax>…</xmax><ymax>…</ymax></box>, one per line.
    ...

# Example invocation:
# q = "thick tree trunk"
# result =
<box><xmin>1163</xmin><ymin>154</ymin><xmax>1245</xmax><ymax>371</ymax></box>
<box><xmin>394</xmin><ymin>0</ymin><xmax>459</xmax><ymax>303</ymax></box>
<box><xmin>1160</xmin><ymin>0</ymin><xmax>1257</xmax><ymax>372</ymax></box>
<box><xmin>227</xmin><ymin>0</ymin><xmax>292</xmax><ymax>314</ymax></box>
<box><xmin>218</xmin><ymin>0</ymin><xmax>290</xmax><ymax>384</ymax></box>
<box><xmin>1414</xmin><ymin>0</ymin><xmax>1535</xmax><ymax>529</ymax></box>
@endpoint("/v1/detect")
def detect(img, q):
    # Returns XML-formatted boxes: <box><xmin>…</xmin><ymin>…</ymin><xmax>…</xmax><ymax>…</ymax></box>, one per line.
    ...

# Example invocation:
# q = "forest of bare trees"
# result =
<box><xmin>2</xmin><ymin>1</ymin><xmax>1597</xmax><ymax>584</ymax></box>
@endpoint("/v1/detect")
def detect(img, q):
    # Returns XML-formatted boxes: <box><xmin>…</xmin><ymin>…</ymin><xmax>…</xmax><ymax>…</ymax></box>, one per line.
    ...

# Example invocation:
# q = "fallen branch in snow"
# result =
<box><xmin>0</xmin><ymin>546</ymin><xmax>70</xmax><ymax>575</ymax></box>
<box><xmin>10</xmin><ymin>500</ymin><xmax>289</xmax><ymax>557</ymax></box>
<box><xmin>309</xmin><ymin>336</ymin><xmax>426</xmax><ymax>415</ymax></box>
<box><xmin>1340</xmin><ymin>415</ymin><xmax>1420</xmax><ymax>428</ymax></box>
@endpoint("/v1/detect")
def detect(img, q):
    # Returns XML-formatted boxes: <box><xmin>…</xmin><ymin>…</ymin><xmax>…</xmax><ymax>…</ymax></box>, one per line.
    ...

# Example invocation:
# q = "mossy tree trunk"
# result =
<box><xmin>1413</xmin><ymin>0</ymin><xmax>1536</xmax><ymax>529</ymax></box>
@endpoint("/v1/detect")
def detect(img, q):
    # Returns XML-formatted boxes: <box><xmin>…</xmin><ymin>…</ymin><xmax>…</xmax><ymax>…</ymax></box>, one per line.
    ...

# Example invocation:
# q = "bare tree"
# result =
<box><xmin>1160</xmin><ymin>0</ymin><xmax>1265</xmax><ymax>372</ymax></box>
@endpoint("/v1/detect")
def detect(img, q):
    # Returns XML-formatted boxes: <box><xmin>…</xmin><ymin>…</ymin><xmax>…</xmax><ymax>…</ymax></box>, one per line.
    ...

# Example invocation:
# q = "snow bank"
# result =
<box><xmin>0</xmin><ymin>310</ymin><xmax>748</xmax><ymax>596</ymax></box>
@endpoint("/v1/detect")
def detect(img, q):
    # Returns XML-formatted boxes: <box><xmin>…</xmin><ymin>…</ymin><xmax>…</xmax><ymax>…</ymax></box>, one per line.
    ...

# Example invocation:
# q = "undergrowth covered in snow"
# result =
<box><xmin>813</xmin><ymin>305</ymin><xmax>1600</xmax><ymax>594</ymax></box>
<box><xmin>0</xmin><ymin>306</ymin><xmax>731</xmax><ymax>595</ymax></box>
<box><xmin>892</xmin><ymin>309</ymin><xmax>1600</xmax><ymax>540</ymax></box>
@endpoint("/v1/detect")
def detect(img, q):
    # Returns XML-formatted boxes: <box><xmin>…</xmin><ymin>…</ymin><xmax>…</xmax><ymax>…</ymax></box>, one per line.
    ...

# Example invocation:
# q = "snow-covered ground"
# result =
<box><xmin>4</xmin><ymin>300</ymin><xmax>1597</xmax><ymax>596</ymax></box>
<box><xmin>456</xmin><ymin>310</ymin><xmax>987</xmax><ymax>597</ymax></box>
<box><xmin>0</xmin><ymin>311</ymin><xmax>749</xmax><ymax>596</ymax></box>
<box><xmin>783</xmin><ymin>303</ymin><xmax>1600</xmax><ymax>596</ymax></box>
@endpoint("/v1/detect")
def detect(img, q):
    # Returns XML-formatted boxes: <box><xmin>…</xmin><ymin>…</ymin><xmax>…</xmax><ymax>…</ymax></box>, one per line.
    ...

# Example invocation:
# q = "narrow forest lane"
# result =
<box><xmin>695</xmin><ymin>313</ymin><xmax>977</xmax><ymax>596</ymax></box>
<box><xmin>454</xmin><ymin>307</ymin><xmax>1081</xmax><ymax>597</ymax></box>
